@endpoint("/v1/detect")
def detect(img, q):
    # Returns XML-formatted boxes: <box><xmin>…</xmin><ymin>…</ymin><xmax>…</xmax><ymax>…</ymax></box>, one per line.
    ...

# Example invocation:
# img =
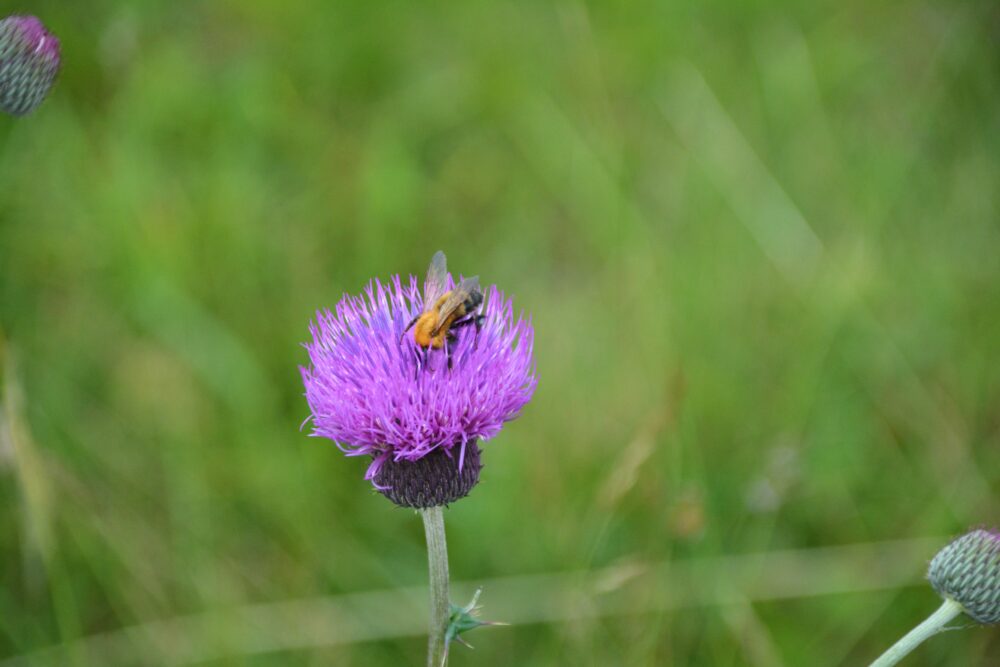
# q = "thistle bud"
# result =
<box><xmin>927</xmin><ymin>529</ymin><xmax>1000</xmax><ymax>624</ymax></box>
<box><xmin>0</xmin><ymin>16</ymin><xmax>60</xmax><ymax>116</ymax></box>
<box><xmin>373</xmin><ymin>442</ymin><xmax>482</xmax><ymax>509</ymax></box>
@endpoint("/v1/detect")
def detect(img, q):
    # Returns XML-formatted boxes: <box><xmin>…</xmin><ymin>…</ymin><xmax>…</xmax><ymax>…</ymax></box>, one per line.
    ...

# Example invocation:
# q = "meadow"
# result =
<box><xmin>1</xmin><ymin>0</ymin><xmax>998</xmax><ymax>664</ymax></box>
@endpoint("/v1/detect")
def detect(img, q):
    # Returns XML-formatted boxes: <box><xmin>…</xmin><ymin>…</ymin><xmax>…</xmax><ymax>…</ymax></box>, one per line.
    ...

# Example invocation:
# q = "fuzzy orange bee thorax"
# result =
<box><xmin>400</xmin><ymin>252</ymin><xmax>486</xmax><ymax>368</ymax></box>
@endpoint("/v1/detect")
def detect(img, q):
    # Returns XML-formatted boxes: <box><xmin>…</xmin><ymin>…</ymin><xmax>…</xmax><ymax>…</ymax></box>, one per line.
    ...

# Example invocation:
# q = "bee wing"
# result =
<box><xmin>455</xmin><ymin>275</ymin><xmax>480</xmax><ymax>299</ymax></box>
<box><xmin>422</xmin><ymin>250</ymin><xmax>449</xmax><ymax>308</ymax></box>
<box><xmin>431</xmin><ymin>275</ymin><xmax>480</xmax><ymax>336</ymax></box>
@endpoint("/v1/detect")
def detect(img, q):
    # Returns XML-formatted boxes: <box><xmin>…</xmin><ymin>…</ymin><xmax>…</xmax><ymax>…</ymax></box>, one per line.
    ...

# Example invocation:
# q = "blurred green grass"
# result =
<box><xmin>1</xmin><ymin>0</ymin><xmax>998</xmax><ymax>664</ymax></box>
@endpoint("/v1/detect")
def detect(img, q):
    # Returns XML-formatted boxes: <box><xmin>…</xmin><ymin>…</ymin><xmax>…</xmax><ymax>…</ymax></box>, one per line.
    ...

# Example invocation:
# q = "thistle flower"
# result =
<box><xmin>0</xmin><ymin>15</ymin><xmax>60</xmax><ymax>116</ymax></box>
<box><xmin>301</xmin><ymin>253</ymin><xmax>536</xmax><ymax>508</ymax></box>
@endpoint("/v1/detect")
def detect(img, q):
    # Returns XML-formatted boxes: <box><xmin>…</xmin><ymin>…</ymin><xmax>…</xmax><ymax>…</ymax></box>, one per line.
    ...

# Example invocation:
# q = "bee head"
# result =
<box><xmin>464</xmin><ymin>289</ymin><xmax>483</xmax><ymax>312</ymax></box>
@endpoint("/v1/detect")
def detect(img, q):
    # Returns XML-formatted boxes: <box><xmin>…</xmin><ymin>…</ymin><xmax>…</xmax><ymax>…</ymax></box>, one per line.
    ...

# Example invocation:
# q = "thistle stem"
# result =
<box><xmin>869</xmin><ymin>598</ymin><xmax>964</xmax><ymax>667</ymax></box>
<box><xmin>421</xmin><ymin>506</ymin><xmax>450</xmax><ymax>667</ymax></box>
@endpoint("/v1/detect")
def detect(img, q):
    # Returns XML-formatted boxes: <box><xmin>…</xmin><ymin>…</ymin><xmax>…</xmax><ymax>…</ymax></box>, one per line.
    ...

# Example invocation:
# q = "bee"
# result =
<box><xmin>401</xmin><ymin>251</ymin><xmax>484</xmax><ymax>369</ymax></box>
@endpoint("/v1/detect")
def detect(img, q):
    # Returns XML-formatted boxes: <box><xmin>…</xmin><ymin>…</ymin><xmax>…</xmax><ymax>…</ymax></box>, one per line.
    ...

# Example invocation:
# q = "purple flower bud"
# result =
<box><xmin>301</xmin><ymin>256</ymin><xmax>536</xmax><ymax>508</ymax></box>
<box><xmin>928</xmin><ymin>529</ymin><xmax>1000</xmax><ymax>624</ymax></box>
<box><xmin>0</xmin><ymin>15</ymin><xmax>60</xmax><ymax>116</ymax></box>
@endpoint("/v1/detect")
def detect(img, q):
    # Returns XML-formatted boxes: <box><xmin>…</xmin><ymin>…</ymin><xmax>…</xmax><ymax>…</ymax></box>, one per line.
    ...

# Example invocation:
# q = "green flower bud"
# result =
<box><xmin>928</xmin><ymin>529</ymin><xmax>1000</xmax><ymax>624</ymax></box>
<box><xmin>0</xmin><ymin>16</ymin><xmax>60</xmax><ymax>116</ymax></box>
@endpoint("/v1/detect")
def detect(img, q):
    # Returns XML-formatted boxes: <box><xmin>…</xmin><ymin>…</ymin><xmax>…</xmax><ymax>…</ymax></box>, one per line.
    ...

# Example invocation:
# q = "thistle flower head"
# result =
<box><xmin>0</xmin><ymin>15</ymin><xmax>60</xmax><ymax>116</ymax></box>
<box><xmin>928</xmin><ymin>528</ymin><xmax>1000</xmax><ymax>624</ymax></box>
<box><xmin>301</xmin><ymin>254</ymin><xmax>536</xmax><ymax>507</ymax></box>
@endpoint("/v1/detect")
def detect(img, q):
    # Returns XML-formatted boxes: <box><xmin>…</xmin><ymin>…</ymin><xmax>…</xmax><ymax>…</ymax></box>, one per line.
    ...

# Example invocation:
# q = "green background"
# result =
<box><xmin>1</xmin><ymin>1</ymin><xmax>998</xmax><ymax>664</ymax></box>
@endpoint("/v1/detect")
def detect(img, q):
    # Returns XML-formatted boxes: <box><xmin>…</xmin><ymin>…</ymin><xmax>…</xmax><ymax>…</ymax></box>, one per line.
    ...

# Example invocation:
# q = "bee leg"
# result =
<box><xmin>400</xmin><ymin>314</ymin><xmax>420</xmax><ymax>344</ymax></box>
<box><xmin>446</xmin><ymin>333</ymin><xmax>458</xmax><ymax>370</ymax></box>
<box><xmin>449</xmin><ymin>314</ymin><xmax>483</xmax><ymax>331</ymax></box>
<box><xmin>472</xmin><ymin>314</ymin><xmax>484</xmax><ymax>349</ymax></box>
<box><xmin>451</xmin><ymin>314</ymin><xmax>486</xmax><ymax>349</ymax></box>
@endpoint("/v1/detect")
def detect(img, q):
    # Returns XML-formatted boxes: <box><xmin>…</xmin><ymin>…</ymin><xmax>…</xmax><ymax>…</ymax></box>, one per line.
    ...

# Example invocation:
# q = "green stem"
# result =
<box><xmin>869</xmin><ymin>598</ymin><xmax>964</xmax><ymax>667</ymax></box>
<box><xmin>421</xmin><ymin>506</ymin><xmax>450</xmax><ymax>667</ymax></box>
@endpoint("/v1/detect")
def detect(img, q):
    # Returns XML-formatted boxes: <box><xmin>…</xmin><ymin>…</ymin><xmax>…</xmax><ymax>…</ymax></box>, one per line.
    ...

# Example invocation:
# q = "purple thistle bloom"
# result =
<box><xmin>301</xmin><ymin>256</ymin><xmax>536</xmax><ymax>506</ymax></box>
<box><xmin>0</xmin><ymin>15</ymin><xmax>60</xmax><ymax>116</ymax></box>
